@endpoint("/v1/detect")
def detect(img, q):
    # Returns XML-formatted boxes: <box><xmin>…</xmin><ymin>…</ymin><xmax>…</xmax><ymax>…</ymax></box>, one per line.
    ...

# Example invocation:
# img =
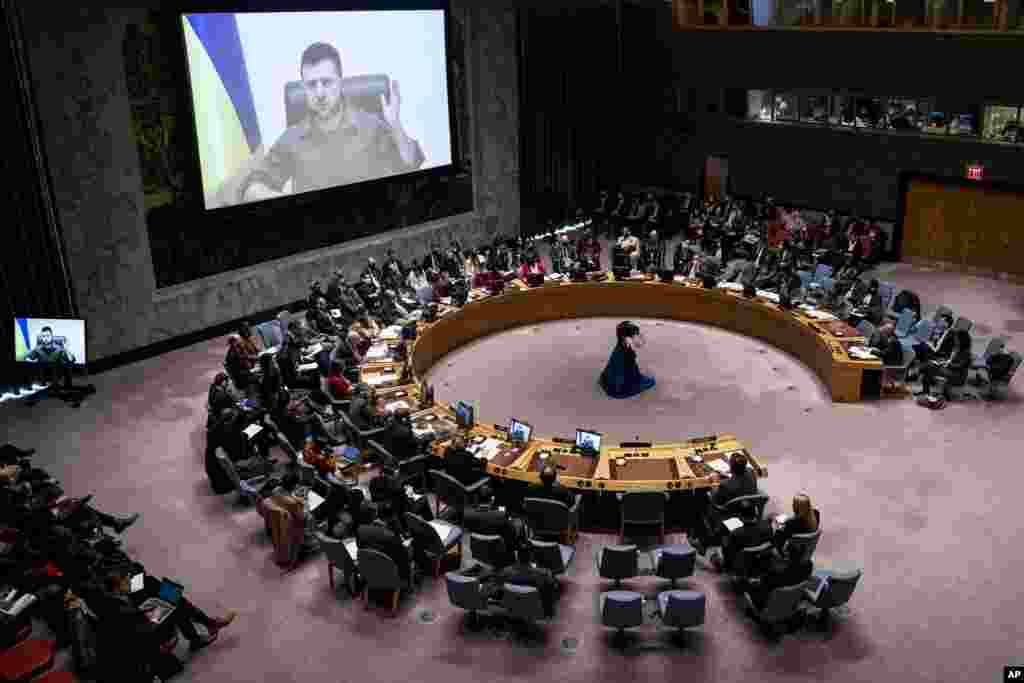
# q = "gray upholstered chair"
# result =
<box><xmin>730</xmin><ymin>541</ymin><xmax>775</xmax><ymax>580</ymax></box>
<box><xmin>469</xmin><ymin>533</ymin><xmax>511</xmax><ymax>571</ymax></box>
<box><xmin>983</xmin><ymin>351</ymin><xmax>1022</xmax><ymax>400</ymax></box>
<box><xmin>744</xmin><ymin>583</ymin><xmax>807</xmax><ymax>636</ymax></box>
<box><xmin>501</xmin><ymin>584</ymin><xmax>546</xmax><ymax>626</ymax></box>
<box><xmin>528</xmin><ymin>539</ymin><xmax>575</xmax><ymax>578</ymax></box>
<box><xmin>713</xmin><ymin>493</ymin><xmax>770</xmax><ymax>522</ymax></box>
<box><xmin>357</xmin><ymin>547</ymin><xmax>405</xmax><ymax>617</ymax></box>
<box><xmin>317</xmin><ymin>532</ymin><xmax>361</xmax><ymax>597</ymax></box>
<box><xmin>446</xmin><ymin>573</ymin><xmax>490</xmax><ymax>627</ymax></box>
<box><xmin>803</xmin><ymin>564</ymin><xmax>862</xmax><ymax>626</ymax></box>
<box><xmin>600</xmin><ymin>591</ymin><xmax>644</xmax><ymax>643</ymax></box>
<box><xmin>522</xmin><ymin>496</ymin><xmax>581</xmax><ymax>545</ymax></box>
<box><xmin>650</xmin><ymin>544</ymin><xmax>697</xmax><ymax>587</ymax></box>
<box><xmin>339</xmin><ymin>411</ymin><xmax>388</xmax><ymax>453</ymax></box>
<box><xmin>365</xmin><ymin>439</ymin><xmax>399</xmax><ymax>469</ymax></box>
<box><xmin>620</xmin><ymin>491</ymin><xmax>666</xmax><ymax>544</ymax></box>
<box><xmin>405</xmin><ymin>512</ymin><xmax>464</xmax><ymax>577</ymax></box>
<box><xmin>597</xmin><ymin>545</ymin><xmax>639</xmax><ymax>587</ymax></box>
<box><xmin>952</xmin><ymin>316</ymin><xmax>973</xmax><ymax>333</ymax></box>
<box><xmin>657</xmin><ymin>590</ymin><xmax>706</xmax><ymax>633</ymax></box>
<box><xmin>782</xmin><ymin>528</ymin><xmax>822</xmax><ymax>565</ymax></box>
<box><xmin>430</xmin><ymin>469</ymin><xmax>490</xmax><ymax>520</ymax></box>
<box><xmin>215</xmin><ymin>448</ymin><xmax>266</xmax><ymax>503</ymax></box>
<box><xmin>970</xmin><ymin>337</ymin><xmax>1009</xmax><ymax>380</ymax></box>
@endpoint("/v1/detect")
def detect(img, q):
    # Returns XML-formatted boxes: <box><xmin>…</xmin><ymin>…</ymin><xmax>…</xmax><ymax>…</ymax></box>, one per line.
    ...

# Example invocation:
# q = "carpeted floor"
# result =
<box><xmin>1</xmin><ymin>260</ymin><xmax>1022</xmax><ymax>683</ymax></box>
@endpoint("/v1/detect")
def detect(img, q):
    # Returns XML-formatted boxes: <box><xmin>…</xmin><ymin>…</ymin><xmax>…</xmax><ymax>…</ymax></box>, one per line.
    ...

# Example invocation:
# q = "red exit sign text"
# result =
<box><xmin>966</xmin><ymin>164</ymin><xmax>984</xmax><ymax>181</ymax></box>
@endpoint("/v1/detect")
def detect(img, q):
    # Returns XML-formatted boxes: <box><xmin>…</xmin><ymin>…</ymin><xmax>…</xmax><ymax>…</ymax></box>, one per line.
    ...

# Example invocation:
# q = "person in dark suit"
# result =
<box><xmin>690</xmin><ymin>452</ymin><xmax>759</xmax><ymax>554</ymax></box>
<box><xmin>869</xmin><ymin>321</ymin><xmax>904</xmax><ymax>367</ymax></box>
<box><xmin>491</xmin><ymin>554</ymin><xmax>559</xmax><ymax>617</ymax></box>
<box><xmin>916</xmin><ymin>329</ymin><xmax>973</xmax><ymax>398</ymax></box>
<box><xmin>369</xmin><ymin>470</ymin><xmax>432</xmax><ymax>535</ymax></box>
<box><xmin>348</xmin><ymin>385</ymin><xmax>381</xmax><ymax>431</ymax></box>
<box><xmin>912</xmin><ymin>313</ymin><xmax>956</xmax><ymax>366</ymax></box>
<box><xmin>442</xmin><ymin>435</ymin><xmax>488</xmax><ymax>487</ymax></box>
<box><xmin>772</xmin><ymin>493</ymin><xmax>820</xmax><ymax>556</ymax></box>
<box><xmin>526</xmin><ymin>465</ymin><xmax>576</xmax><ymax>508</ymax></box>
<box><xmin>721</xmin><ymin>505</ymin><xmax>773</xmax><ymax>572</ymax></box>
<box><xmin>747</xmin><ymin>559</ymin><xmax>815</xmax><ymax>611</ymax></box>
<box><xmin>851</xmin><ymin>279</ymin><xmax>884</xmax><ymax>326</ymax></box>
<box><xmin>379</xmin><ymin>408</ymin><xmax>419</xmax><ymax>462</ymax></box>
<box><xmin>356</xmin><ymin>520</ymin><xmax>411</xmax><ymax>584</ymax></box>
<box><xmin>463</xmin><ymin>506</ymin><xmax>524</xmax><ymax>567</ymax></box>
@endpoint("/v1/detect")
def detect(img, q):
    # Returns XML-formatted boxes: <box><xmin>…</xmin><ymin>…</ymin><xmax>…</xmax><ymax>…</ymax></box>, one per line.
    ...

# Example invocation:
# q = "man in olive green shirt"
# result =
<box><xmin>239</xmin><ymin>42</ymin><xmax>425</xmax><ymax>203</ymax></box>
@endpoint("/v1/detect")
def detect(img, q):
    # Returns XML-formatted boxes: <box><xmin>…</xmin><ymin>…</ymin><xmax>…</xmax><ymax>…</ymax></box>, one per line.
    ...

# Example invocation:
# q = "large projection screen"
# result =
<box><xmin>181</xmin><ymin>10</ymin><xmax>453</xmax><ymax>209</ymax></box>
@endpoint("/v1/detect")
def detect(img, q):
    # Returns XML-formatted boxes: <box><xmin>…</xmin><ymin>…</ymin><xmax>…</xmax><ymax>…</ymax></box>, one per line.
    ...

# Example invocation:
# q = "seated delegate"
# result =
<box><xmin>525</xmin><ymin>465</ymin><xmax>575</xmax><ymax>508</ymax></box>
<box><xmin>689</xmin><ymin>451</ymin><xmax>759</xmax><ymax>555</ymax></box>
<box><xmin>442</xmin><ymin>435</ymin><xmax>488</xmax><ymax>487</ymax></box>
<box><xmin>916</xmin><ymin>329</ymin><xmax>972</xmax><ymax>398</ymax></box>
<box><xmin>772</xmin><ymin>493</ymin><xmax>820</xmax><ymax>557</ymax></box>
<box><xmin>348</xmin><ymin>384</ymin><xmax>383</xmax><ymax>431</ymax></box>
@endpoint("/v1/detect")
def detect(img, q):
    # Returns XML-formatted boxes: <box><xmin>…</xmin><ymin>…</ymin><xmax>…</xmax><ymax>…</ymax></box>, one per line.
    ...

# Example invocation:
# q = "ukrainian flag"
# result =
<box><xmin>182</xmin><ymin>14</ymin><xmax>262</xmax><ymax>204</ymax></box>
<box><xmin>14</xmin><ymin>319</ymin><xmax>30</xmax><ymax>362</ymax></box>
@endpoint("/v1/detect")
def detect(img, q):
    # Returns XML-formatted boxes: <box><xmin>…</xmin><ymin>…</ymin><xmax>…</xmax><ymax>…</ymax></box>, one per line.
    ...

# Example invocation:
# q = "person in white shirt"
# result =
<box><xmin>406</xmin><ymin>265</ymin><xmax>432</xmax><ymax>307</ymax></box>
<box><xmin>618</xmin><ymin>227</ymin><xmax>641</xmax><ymax>270</ymax></box>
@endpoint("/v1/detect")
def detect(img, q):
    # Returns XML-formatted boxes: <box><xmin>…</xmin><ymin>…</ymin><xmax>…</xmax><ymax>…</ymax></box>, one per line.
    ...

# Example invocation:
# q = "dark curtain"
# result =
<box><xmin>2</xmin><ymin>1</ymin><xmax>76</xmax><ymax>384</ymax></box>
<box><xmin>518</xmin><ymin>6</ymin><xmax>621</xmax><ymax>235</ymax></box>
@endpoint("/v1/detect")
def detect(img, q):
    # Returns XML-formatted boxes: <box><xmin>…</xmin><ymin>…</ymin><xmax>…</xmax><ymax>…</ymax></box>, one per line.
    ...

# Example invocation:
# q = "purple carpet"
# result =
<box><xmin>1</xmin><ymin>259</ymin><xmax>1021</xmax><ymax>683</ymax></box>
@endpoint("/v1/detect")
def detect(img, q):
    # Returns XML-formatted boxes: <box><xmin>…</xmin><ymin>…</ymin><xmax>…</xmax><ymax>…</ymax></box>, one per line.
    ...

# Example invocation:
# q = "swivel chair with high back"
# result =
<box><xmin>284</xmin><ymin>75</ymin><xmax>391</xmax><ymax>128</ymax></box>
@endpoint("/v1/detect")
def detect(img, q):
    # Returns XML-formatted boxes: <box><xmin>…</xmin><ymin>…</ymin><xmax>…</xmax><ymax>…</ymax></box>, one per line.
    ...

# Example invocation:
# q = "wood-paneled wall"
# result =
<box><xmin>902</xmin><ymin>178</ymin><xmax>1024</xmax><ymax>277</ymax></box>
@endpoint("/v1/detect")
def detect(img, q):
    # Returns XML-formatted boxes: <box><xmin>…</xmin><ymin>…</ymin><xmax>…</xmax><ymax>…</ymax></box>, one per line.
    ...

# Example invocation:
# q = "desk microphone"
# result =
<box><xmin>551</xmin><ymin>437</ymin><xmax>574</xmax><ymax>445</ymax></box>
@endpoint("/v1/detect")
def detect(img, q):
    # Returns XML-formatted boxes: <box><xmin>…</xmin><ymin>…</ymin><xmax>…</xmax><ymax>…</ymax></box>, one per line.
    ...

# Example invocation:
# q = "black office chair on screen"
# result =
<box><xmin>285</xmin><ymin>75</ymin><xmax>391</xmax><ymax>127</ymax></box>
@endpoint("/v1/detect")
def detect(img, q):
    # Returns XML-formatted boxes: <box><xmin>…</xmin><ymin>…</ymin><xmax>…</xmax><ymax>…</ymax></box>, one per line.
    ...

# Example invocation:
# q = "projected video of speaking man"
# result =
<box><xmin>182</xmin><ymin>11</ymin><xmax>452</xmax><ymax>209</ymax></box>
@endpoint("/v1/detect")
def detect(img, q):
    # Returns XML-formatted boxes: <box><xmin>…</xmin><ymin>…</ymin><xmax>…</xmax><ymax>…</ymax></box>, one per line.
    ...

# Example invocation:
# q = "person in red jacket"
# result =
<box><xmin>518</xmin><ymin>255</ymin><xmax>546</xmax><ymax>280</ymax></box>
<box><xmin>326</xmin><ymin>361</ymin><xmax>353</xmax><ymax>401</ymax></box>
<box><xmin>575</xmin><ymin>229</ymin><xmax>602</xmax><ymax>271</ymax></box>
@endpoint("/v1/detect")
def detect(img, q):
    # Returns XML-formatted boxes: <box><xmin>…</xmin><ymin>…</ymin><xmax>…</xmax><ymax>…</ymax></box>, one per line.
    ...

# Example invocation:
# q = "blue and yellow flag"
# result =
<box><xmin>14</xmin><ymin>318</ymin><xmax>30</xmax><ymax>362</ymax></box>
<box><xmin>182</xmin><ymin>13</ymin><xmax>262</xmax><ymax>202</ymax></box>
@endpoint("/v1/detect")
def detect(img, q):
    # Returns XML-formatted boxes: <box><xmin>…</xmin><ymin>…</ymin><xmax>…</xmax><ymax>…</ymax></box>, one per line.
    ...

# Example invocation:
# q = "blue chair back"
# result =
<box><xmin>813</xmin><ymin>264</ymin><xmax>833</xmax><ymax>283</ymax></box>
<box><xmin>797</xmin><ymin>271</ymin><xmax>813</xmax><ymax>290</ymax></box>
<box><xmin>819</xmin><ymin>276</ymin><xmax>836</xmax><ymax>296</ymax></box>
<box><xmin>911</xmin><ymin>319</ymin><xmax>932</xmax><ymax>343</ymax></box>
<box><xmin>877</xmin><ymin>282</ymin><xmax>896</xmax><ymax>311</ymax></box>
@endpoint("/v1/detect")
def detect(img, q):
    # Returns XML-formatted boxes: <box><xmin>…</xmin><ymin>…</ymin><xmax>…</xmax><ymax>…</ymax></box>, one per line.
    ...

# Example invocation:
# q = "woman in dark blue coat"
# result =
<box><xmin>599</xmin><ymin>321</ymin><xmax>656</xmax><ymax>399</ymax></box>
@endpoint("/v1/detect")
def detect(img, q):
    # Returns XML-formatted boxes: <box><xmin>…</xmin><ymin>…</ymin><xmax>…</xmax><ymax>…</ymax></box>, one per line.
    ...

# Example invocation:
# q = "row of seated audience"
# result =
<box><xmin>0</xmin><ymin>443</ymin><xmax>235</xmax><ymax>682</ymax></box>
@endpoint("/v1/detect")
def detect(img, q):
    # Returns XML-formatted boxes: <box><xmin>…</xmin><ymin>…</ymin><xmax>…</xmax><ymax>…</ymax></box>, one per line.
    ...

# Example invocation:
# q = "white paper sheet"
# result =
<box><xmin>384</xmin><ymin>400</ymin><xmax>410</xmax><ymax>414</ymax></box>
<box><xmin>366</xmin><ymin>373</ymin><xmax>398</xmax><ymax>386</ymax></box>
<box><xmin>429</xmin><ymin>520</ymin><xmax>456</xmax><ymax>541</ymax></box>
<box><xmin>304</xmin><ymin>343</ymin><xmax>324</xmax><ymax>356</ymax></box>
<box><xmin>298</xmin><ymin>363</ymin><xmax>319</xmax><ymax>373</ymax></box>
<box><xmin>757</xmin><ymin>290</ymin><xmax>780</xmax><ymax>303</ymax></box>
<box><xmin>722</xmin><ymin>517</ymin><xmax>743</xmax><ymax>533</ymax></box>
<box><xmin>242</xmin><ymin>424</ymin><xmax>264</xmax><ymax>439</ymax></box>
<box><xmin>706</xmin><ymin>459</ymin><xmax>731</xmax><ymax>476</ymax></box>
<box><xmin>805</xmin><ymin>310</ymin><xmax>838</xmax><ymax>321</ymax></box>
<box><xmin>366</xmin><ymin>344</ymin><xmax>391</xmax><ymax>360</ymax></box>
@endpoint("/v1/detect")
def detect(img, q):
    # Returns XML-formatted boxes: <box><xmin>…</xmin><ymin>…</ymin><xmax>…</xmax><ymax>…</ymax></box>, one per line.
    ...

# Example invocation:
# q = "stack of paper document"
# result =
<box><xmin>846</xmin><ymin>345</ymin><xmax>878</xmax><ymax>360</ymax></box>
<box><xmin>722</xmin><ymin>517</ymin><xmax>744</xmax><ymax>532</ymax></box>
<box><xmin>429</xmin><ymin>520</ymin><xmax>456</xmax><ymax>541</ymax></box>
<box><xmin>804</xmin><ymin>310</ymin><xmax>838</xmax><ymax>321</ymax></box>
<box><xmin>381</xmin><ymin>325</ymin><xmax>403</xmax><ymax>338</ymax></box>
<box><xmin>440</xmin><ymin>297</ymin><xmax>453</xmax><ymax>305</ymax></box>
<box><xmin>706</xmin><ymin>459</ymin><xmax>732</xmax><ymax>476</ymax></box>
<box><xmin>242</xmin><ymin>424</ymin><xmax>264</xmax><ymax>440</ymax></box>
<box><xmin>366</xmin><ymin>344</ymin><xmax>391</xmax><ymax>360</ymax></box>
<box><xmin>718</xmin><ymin>282</ymin><xmax>744</xmax><ymax>292</ymax></box>
<box><xmin>304</xmin><ymin>343</ymin><xmax>324</xmax><ymax>356</ymax></box>
<box><xmin>546</xmin><ymin>273</ymin><xmax>565</xmax><ymax>282</ymax></box>
<box><xmin>384</xmin><ymin>400</ymin><xmax>410</xmax><ymax>414</ymax></box>
<box><xmin>297</xmin><ymin>362</ymin><xmax>319</xmax><ymax>373</ymax></box>
<box><xmin>756</xmin><ymin>290</ymin><xmax>781</xmax><ymax>303</ymax></box>
<box><xmin>469</xmin><ymin>437</ymin><xmax>504</xmax><ymax>461</ymax></box>
<box><xmin>366</xmin><ymin>373</ymin><xmax>399</xmax><ymax>386</ymax></box>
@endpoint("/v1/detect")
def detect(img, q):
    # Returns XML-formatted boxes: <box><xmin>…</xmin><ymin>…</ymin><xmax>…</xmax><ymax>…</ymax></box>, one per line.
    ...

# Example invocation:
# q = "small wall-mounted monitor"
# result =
<box><xmin>509</xmin><ymin>418</ymin><xmax>533</xmax><ymax>445</ymax></box>
<box><xmin>455</xmin><ymin>401</ymin><xmax>475</xmax><ymax>430</ymax></box>
<box><xmin>575</xmin><ymin>429</ymin><xmax>602</xmax><ymax>453</ymax></box>
<box><xmin>14</xmin><ymin>318</ymin><xmax>86</xmax><ymax>367</ymax></box>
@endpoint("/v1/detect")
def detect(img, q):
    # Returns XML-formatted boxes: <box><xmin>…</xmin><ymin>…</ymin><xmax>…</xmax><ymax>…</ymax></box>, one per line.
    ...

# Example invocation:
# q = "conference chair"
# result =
<box><xmin>931</xmin><ymin>306</ymin><xmax>954</xmax><ymax>326</ymax></box>
<box><xmin>317</xmin><ymin>532</ymin><xmax>361</xmax><ymax>597</ymax></box>
<box><xmin>657</xmin><ymin>590</ymin><xmax>706</xmax><ymax>637</ymax></box>
<box><xmin>743</xmin><ymin>583</ymin><xmax>808</xmax><ymax>637</ymax></box>
<box><xmin>713</xmin><ymin>494</ymin><xmax>770</xmax><ymax>523</ymax></box>
<box><xmin>970</xmin><ymin>337</ymin><xmax>1009</xmax><ymax>384</ymax></box>
<box><xmin>796</xmin><ymin>270</ymin><xmax>814</xmax><ymax>292</ymax></box>
<box><xmin>780</xmin><ymin>528</ymin><xmax>822</xmax><ymax>565</ymax></box>
<box><xmin>445</xmin><ymin>573</ymin><xmax>491</xmax><ymax>628</ymax></box>
<box><xmin>953</xmin><ymin>316</ymin><xmax>973</xmax><ymax>333</ymax></box>
<box><xmin>285</xmin><ymin>74</ymin><xmax>390</xmax><ymax>127</ymax></box>
<box><xmin>620</xmin><ymin>491</ymin><xmax>666</xmax><ymax>544</ymax></box>
<box><xmin>429</xmin><ymin>469</ymin><xmax>490</xmax><ymax>521</ymax></box>
<box><xmin>812</xmin><ymin>264</ymin><xmax>833</xmax><ymax>283</ymax></box>
<box><xmin>522</xmin><ymin>496</ymin><xmax>581</xmax><ymax>545</ymax></box>
<box><xmin>215</xmin><ymin>449</ymin><xmax>267</xmax><ymax>504</ymax></box>
<box><xmin>368</xmin><ymin>443</ymin><xmax>429</xmax><ymax>491</ymax></box>
<box><xmin>469</xmin><ymin>533</ymin><xmax>512</xmax><ymax>572</ymax></box>
<box><xmin>730</xmin><ymin>542</ymin><xmax>776</xmax><ymax>582</ymax></box>
<box><xmin>405</xmin><ymin>512</ymin><xmax>464</xmax><ymax>578</ymax></box>
<box><xmin>650</xmin><ymin>544</ymin><xmax>697</xmax><ymax>587</ymax></box>
<box><xmin>357</xmin><ymin>548</ymin><xmax>406</xmax><ymax>617</ymax></box>
<box><xmin>597</xmin><ymin>545</ymin><xmax>639</xmax><ymax>588</ymax></box>
<box><xmin>902</xmin><ymin>319</ymin><xmax>932</xmax><ymax>355</ymax></box>
<box><xmin>877</xmin><ymin>281</ymin><xmax>897</xmax><ymax>312</ymax></box>
<box><xmin>529</xmin><ymin>539</ymin><xmax>576</xmax><ymax>580</ymax></box>
<box><xmin>338</xmin><ymin>412</ymin><xmax>388</xmax><ymax>454</ymax></box>
<box><xmin>502</xmin><ymin>584</ymin><xmax>548</xmax><ymax>630</ymax></box>
<box><xmin>982</xmin><ymin>351</ymin><xmax>1022</xmax><ymax>401</ymax></box>
<box><xmin>600</xmin><ymin>591</ymin><xmax>644</xmax><ymax>645</ymax></box>
<box><xmin>803</xmin><ymin>564</ymin><xmax>862</xmax><ymax>627</ymax></box>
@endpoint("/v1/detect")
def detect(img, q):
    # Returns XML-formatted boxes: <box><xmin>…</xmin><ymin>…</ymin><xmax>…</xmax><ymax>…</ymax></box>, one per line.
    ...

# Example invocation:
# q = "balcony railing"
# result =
<box><xmin>671</xmin><ymin>0</ymin><xmax>1022</xmax><ymax>30</ymax></box>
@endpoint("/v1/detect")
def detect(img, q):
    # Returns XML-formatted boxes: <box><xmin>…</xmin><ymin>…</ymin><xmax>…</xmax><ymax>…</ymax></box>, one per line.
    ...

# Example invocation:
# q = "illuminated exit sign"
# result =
<box><xmin>966</xmin><ymin>164</ymin><xmax>985</xmax><ymax>181</ymax></box>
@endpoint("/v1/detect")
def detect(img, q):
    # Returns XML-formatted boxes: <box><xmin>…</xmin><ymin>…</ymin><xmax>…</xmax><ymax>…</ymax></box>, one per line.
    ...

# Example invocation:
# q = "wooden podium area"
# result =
<box><xmin>902</xmin><ymin>176</ymin><xmax>1024</xmax><ymax>279</ymax></box>
<box><xmin>411</xmin><ymin>278</ymin><xmax>883</xmax><ymax>404</ymax></box>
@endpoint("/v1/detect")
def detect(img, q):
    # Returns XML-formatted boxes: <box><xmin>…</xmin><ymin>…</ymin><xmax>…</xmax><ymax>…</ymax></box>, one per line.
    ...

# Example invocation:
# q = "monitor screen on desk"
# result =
<box><xmin>455</xmin><ymin>401</ymin><xmax>474</xmax><ymax>430</ymax></box>
<box><xmin>509</xmin><ymin>419</ymin><xmax>532</xmax><ymax>445</ymax></box>
<box><xmin>576</xmin><ymin>429</ymin><xmax>602</xmax><ymax>452</ymax></box>
<box><xmin>14</xmin><ymin>317</ymin><xmax>86</xmax><ymax>367</ymax></box>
